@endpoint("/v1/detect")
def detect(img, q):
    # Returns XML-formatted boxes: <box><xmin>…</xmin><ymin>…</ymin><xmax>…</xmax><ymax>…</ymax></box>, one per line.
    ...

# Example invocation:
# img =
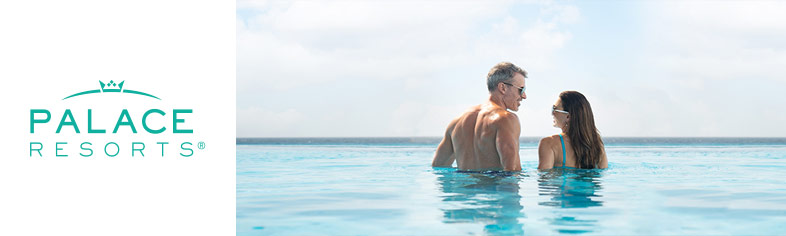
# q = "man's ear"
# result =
<box><xmin>497</xmin><ymin>82</ymin><xmax>506</xmax><ymax>94</ymax></box>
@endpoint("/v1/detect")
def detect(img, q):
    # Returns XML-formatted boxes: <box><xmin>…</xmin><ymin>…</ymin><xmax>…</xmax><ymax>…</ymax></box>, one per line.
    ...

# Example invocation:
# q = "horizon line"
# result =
<box><xmin>237</xmin><ymin>136</ymin><xmax>786</xmax><ymax>139</ymax></box>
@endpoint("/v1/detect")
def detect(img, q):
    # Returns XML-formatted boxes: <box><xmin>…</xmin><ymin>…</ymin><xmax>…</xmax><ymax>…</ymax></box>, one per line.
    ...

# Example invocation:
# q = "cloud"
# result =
<box><xmin>644</xmin><ymin>1</ymin><xmax>786</xmax><ymax>82</ymax></box>
<box><xmin>236</xmin><ymin>0</ymin><xmax>581</xmax><ymax>137</ymax></box>
<box><xmin>593</xmin><ymin>0</ymin><xmax>786</xmax><ymax>137</ymax></box>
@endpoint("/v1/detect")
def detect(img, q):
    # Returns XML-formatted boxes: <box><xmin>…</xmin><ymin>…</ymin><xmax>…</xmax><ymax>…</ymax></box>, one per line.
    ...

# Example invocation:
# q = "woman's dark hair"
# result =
<box><xmin>560</xmin><ymin>91</ymin><xmax>604</xmax><ymax>169</ymax></box>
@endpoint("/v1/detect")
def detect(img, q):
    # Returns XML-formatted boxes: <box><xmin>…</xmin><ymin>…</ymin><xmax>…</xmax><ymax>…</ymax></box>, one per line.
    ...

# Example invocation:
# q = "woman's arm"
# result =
<box><xmin>538</xmin><ymin>137</ymin><xmax>554</xmax><ymax>169</ymax></box>
<box><xmin>598</xmin><ymin>146</ymin><xmax>608</xmax><ymax>169</ymax></box>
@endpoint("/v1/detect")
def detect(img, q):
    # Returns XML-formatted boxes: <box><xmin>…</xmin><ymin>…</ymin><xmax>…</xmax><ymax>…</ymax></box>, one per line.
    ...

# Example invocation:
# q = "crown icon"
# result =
<box><xmin>63</xmin><ymin>80</ymin><xmax>160</xmax><ymax>100</ymax></box>
<box><xmin>99</xmin><ymin>80</ymin><xmax>124</xmax><ymax>92</ymax></box>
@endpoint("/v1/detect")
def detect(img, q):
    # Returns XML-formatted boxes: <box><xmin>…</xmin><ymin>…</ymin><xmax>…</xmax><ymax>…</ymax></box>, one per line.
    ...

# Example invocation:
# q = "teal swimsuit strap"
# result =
<box><xmin>559</xmin><ymin>134</ymin><xmax>566</xmax><ymax>167</ymax></box>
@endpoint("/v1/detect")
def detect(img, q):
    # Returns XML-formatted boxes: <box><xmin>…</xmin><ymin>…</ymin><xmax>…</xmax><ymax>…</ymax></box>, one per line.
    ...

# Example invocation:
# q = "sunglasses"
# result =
<box><xmin>552</xmin><ymin>106</ymin><xmax>569</xmax><ymax>114</ymax></box>
<box><xmin>502</xmin><ymin>82</ymin><xmax>525</xmax><ymax>96</ymax></box>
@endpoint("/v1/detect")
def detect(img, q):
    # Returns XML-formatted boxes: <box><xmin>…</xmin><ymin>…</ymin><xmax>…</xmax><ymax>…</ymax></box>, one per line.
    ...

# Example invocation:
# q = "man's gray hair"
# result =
<box><xmin>486</xmin><ymin>62</ymin><xmax>527</xmax><ymax>92</ymax></box>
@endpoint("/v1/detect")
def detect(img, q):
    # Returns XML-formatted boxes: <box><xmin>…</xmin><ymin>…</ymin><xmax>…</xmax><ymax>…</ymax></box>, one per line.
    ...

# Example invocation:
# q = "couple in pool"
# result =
<box><xmin>432</xmin><ymin>62</ymin><xmax>608</xmax><ymax>171</ymax></box>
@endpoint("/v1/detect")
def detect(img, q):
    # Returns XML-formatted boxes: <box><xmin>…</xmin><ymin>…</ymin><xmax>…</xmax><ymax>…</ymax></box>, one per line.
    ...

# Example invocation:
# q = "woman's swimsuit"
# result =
<box><xmin>558</xmin><ymin>134</ymin><xmax>576</xmax><ymax>169</ymax></box>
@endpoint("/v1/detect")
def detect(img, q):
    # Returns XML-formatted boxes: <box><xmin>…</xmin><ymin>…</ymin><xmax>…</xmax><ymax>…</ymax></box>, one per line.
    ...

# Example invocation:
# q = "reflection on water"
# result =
<box><xmin>434</xmin><ymin>169</ymin><xmax>525</xmax><ymax>235</ymax></box>
<box><xmin>538</xmin><ymin>169</ymin><xmax>605</xmax><ymax>234</ymax></box>
<box><xmin>433</xmin><ymin>168</ymin><xmax>606</xmax><ymax>235</ymax></box>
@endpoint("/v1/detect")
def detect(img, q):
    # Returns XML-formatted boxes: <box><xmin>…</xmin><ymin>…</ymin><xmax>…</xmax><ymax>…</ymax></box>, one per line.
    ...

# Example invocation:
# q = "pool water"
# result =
<box><xmin>237</xmin><ymin>139</ymin><xmax>786</xmax><ymax>235</ymax></box>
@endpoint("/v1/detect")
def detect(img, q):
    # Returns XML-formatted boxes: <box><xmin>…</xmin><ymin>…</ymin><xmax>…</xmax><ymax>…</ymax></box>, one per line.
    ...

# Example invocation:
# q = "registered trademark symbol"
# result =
<box><xmin>198</xmin><ymin>142</ymin><xmax>206</xmax><ymax>150</ymax></box>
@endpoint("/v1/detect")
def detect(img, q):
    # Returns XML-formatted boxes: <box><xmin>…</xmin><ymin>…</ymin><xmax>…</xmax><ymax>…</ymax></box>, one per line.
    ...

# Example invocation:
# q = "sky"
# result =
<box><xmin>237</xmin><ymin>0</ymin><xmax>786</xmax><ymax>137</ymax></box>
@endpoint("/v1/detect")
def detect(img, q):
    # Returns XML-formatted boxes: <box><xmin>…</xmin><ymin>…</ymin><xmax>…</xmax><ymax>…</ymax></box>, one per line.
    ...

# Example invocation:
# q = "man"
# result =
<box><xmin>431</xmin><ymin>62</ymin><xmax>527</xmax><ymax>171</ymax></box>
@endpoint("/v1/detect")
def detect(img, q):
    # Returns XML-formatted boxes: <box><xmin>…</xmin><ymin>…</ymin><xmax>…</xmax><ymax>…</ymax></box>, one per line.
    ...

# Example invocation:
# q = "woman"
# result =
<box><xmin>538</xmin><ymin>91</ymin><xmax>608</xmax><ymax>169</ymax></box>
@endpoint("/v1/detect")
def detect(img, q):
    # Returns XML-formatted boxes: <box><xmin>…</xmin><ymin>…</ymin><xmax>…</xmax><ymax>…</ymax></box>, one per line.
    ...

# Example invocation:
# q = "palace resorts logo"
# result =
<box><xmin>29</xmin><ymin>80</ymin><xmax>204</xmax><ymax>158</ymax></box>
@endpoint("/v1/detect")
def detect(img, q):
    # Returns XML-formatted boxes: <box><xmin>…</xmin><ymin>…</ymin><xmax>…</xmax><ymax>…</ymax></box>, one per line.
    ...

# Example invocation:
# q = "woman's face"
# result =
<box><xmin>552</xmin><ymin>99</ymin><xmax>569</xmax><ymax>129</ymax></box>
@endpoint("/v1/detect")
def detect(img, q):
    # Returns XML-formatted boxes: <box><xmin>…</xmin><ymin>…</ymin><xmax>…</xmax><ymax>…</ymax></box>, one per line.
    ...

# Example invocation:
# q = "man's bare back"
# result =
<box><xmin>432</xmin><ymin>62</ymin><xmax>526</xmax><ymax>171</ymax></box>
<box><xmin>432</xmin><ymin>103</ymin><xmax>521</xmax><ymax>170</ymax></box>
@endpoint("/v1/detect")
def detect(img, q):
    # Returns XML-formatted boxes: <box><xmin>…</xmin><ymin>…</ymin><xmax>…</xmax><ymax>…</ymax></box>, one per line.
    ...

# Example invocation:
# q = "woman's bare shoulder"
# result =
<box><xmin>539</xmin><ymin>135</ymin><xmax>561</xmax><ymax>146</ymax></box>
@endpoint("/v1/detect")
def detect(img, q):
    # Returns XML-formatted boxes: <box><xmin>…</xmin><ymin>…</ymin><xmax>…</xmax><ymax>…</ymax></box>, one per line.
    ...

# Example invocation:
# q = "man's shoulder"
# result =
<box><xmin>488</xmin><ymin>109</ymin><xmax>519</xmax><ymax>124</ymax></box>
<box><xmin>454</xmin><ymin>105</ymin><xmax>482</xmax><ymax>121</ymax></box>
<box><xmin>447</xmin><ymin>105</ymin><xmax>483</xmax><ymax>129</ymax></box>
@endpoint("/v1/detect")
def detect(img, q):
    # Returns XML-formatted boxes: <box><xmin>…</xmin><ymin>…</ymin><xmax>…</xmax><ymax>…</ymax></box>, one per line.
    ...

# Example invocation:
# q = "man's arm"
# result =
<box><xmin>537</xmin><ymin>137</ymin><xmax>555</xmax><ymax>169</ymax></box>
<box><xmin>495</xmin><ymin>113</ymin><xmax>521</xmax><ymax>171</ymax></box>
<box><xmin>432</xmin><ymin>119</ymin><xmax>457</xmax><ymax>167</ymax></box>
